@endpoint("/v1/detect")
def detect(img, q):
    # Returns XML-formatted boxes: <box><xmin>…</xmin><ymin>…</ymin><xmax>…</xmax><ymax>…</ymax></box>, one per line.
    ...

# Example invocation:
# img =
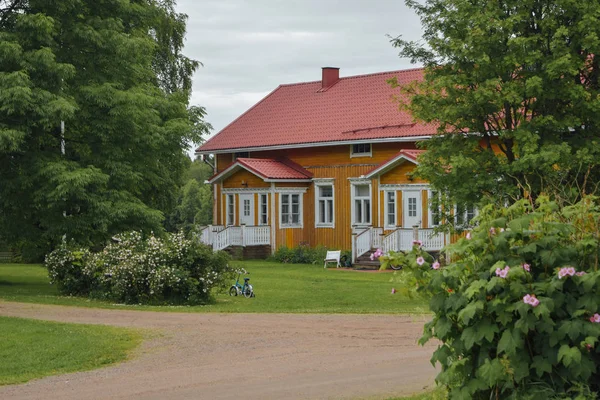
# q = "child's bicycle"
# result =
<box><xmin>229</xmin><ymin>273</ymin><xmax>255</xmax><ymax>298</ymax></box>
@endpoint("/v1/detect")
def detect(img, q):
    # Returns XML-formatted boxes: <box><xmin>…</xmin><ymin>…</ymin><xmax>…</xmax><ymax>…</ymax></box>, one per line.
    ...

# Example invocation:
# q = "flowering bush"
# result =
<box><xmin>381</xmin><ymin>196</ymin><xmax>600</xmax><ymax>399</ymax></box>
<box><xmin>46</xmin><ymin>231</ymin><xmax>234</xmax><ymax>305</ymax></box>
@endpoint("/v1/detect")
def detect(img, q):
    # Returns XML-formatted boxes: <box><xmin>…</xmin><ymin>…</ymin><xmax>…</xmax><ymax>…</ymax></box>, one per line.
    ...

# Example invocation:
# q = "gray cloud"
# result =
<box><xmin>176</xmin><ymin>0</ymin><xmax>423</xmax><ymax>148</ymax></box>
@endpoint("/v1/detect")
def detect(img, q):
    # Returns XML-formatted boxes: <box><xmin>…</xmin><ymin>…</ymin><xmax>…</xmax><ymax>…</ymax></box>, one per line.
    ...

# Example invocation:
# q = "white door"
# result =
<box><xmin>239</xmin><ymin>194</ymin><xmax>254</xmax><ymax>225</ymax></box>
<box><xmin>403</xmin><ymin>191</ymin><xmax>421</xmax><ymax>228</ymax></box>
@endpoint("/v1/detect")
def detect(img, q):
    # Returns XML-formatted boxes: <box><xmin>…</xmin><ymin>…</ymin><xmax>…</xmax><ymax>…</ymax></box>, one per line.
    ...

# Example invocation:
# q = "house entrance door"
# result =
<box><xmin>239</xmin><ymin>194</ymin><xmax>254</xmax><ymax>225</ymax></box>
<box><xmin>403</xmin><ymin>191</ymin><xmax>421</xmax><ymax>228</ymax></box>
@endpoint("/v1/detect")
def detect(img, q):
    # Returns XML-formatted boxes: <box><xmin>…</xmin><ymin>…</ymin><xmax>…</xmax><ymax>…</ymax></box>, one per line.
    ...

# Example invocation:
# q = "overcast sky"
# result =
<box><xmin>175</xmin><ymin>0</ymin><xmax>423</xmax><ymax>150</ymax></box>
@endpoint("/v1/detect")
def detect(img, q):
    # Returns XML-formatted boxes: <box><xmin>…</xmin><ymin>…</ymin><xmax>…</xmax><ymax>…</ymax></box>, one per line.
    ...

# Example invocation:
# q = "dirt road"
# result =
<box><xmin>0</xmin><ymin>302</ymin><xmax>437</xmax><ymax>400</ymax></box>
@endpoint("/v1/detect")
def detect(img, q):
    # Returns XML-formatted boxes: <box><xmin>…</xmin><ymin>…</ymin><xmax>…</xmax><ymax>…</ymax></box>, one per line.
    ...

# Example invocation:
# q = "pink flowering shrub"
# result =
<box><xmin>382</xmin><ymin>196</ymin><xmax>600</xmax><ymax>398</ymax></box>
<box><xmin>46</xmin><ymin>231</ymin><xmax>234</xmax><ymax>305</ymax></box>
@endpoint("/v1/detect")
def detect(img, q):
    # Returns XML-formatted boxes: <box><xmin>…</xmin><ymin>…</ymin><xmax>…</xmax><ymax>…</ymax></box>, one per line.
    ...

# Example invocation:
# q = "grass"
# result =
<box><xmin>0</xmin><ymin>261</ymin><xmax>429</xmax><ymax>314</ymax></box>
<box><xmin>385</xmin><ymin>387</ymin><xmax>447</xmax><ymax>400</ymax></box>
<box><xmin>0</xmin><ymin>316</ymin><xmax>142</xmax><ymax>385</ymax></box>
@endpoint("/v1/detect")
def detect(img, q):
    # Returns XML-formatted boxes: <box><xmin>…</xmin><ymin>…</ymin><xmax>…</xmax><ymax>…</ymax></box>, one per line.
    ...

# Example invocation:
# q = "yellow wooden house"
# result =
<box><xmin>196</xmin><ymin>67</ymin><xmax>463</xmax><ymax>262</ymax></box>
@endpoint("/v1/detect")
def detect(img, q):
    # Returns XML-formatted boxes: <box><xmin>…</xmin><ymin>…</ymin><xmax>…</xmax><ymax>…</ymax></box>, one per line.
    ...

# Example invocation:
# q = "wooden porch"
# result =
<box><xmin>199</xmin><ymin>225</ymin><xmax>271</xmax><ymax>251</ymax></box>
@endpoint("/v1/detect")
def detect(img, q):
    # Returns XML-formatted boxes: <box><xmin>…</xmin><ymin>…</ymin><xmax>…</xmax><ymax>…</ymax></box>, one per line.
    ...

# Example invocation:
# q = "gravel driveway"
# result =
<box><xmin>0</xmin><ymin>302</ymin><xmax>437</xmax><ymax>400</ymax></box>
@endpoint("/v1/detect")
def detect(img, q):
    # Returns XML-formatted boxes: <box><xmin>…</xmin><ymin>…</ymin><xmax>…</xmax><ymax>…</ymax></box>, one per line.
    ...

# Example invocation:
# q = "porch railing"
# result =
<box><xmin>381</xmin><ymin>228</ymin><xmax>446</xmax><ymax>253</ymax></box>
<box><xmin>352</xmin><ymin>228</ymin><xmax>372</xmax><ymax>262</ymax></box>
<box><xmin>211</xmin><ymin>225</ymin><xmax>271</xmax><ymax>251</ymax></box>
<box><xmin>199</xmin><ymin>225</ymin><xmax>225</xmax><ymax>246</ymax></box>
<box><xmin>371</xmin><ymin>227</ymin><xmax>383</xmax><ymax>250</ymax></box>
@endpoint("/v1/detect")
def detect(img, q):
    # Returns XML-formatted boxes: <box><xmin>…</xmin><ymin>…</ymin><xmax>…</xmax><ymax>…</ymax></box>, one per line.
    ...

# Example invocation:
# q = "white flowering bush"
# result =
<box><xmin>380</xmin><ymin>196</ymin><xmax>600</xmax><ymax>399</ymax></box>
<box><xmin>46</xmin><ymin>231</ymin><xmax>233</xmax><ymax>305</ymax></box>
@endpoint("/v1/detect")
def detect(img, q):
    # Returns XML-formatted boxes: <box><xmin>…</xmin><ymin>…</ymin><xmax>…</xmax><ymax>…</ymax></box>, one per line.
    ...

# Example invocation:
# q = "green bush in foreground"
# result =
<box><xmin>45</xmin><ymin>231</ymin><xmax>234</xmax><ymax>305</ymax></box>
<box><xmin>381</xmin><ymin>197</ymin><xmax>600</xmax><ymax>399</ymax></box>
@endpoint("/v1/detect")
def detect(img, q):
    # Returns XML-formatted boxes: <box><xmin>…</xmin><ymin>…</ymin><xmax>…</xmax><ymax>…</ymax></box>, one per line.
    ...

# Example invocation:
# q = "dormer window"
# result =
<box><xmin>350</xmin><ymin>143</ymin><xmax>371</xmax><ymax>157</ymax></box>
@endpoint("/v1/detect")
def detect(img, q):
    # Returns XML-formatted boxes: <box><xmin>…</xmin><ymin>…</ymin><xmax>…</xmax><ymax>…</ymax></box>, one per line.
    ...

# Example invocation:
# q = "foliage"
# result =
<box><xmin>0</xmin><ymin>0</ymin><xmax>205</xmax><ymax>260</ymax></box>
<box><xmin>392</xmin><ymin>0</ymin><xmax>600</xmax><ymax>207</ymax></box>
<box><xmin>0</xmin><ymin>316</ymin><xmax>141</xmax><ymax>385</ymax></box>
<box><xmin>165</xmin><ymin>158</ymin><xmax>214</xmax><ymax>233</ymax></box>
<box><xmin>271</xmin><ymin>244</ymin><xmax>345</xmax><ymax>265</ymax></box>
<box><xmin>1</xmin><ymin>261</ymin><xmax>429</xmax><ymax>314</ymax></box>
<box><xmin>382</xmin><ymin>197</ymin><xmax>600</xmax><ymax>399</ymax></box>
<box><xmin>45</xmin><ymin>231</ymin><xmax>234</xmax><ymax>305</ymax></box>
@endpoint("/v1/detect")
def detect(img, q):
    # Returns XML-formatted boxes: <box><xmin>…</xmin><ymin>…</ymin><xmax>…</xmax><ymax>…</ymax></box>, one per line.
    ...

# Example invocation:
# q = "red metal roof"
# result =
<box><xmin>208</xmin><ymin>158</ymin><xmax>313</xmax><ymax>183</ymax></box>
<box><xmin>197</xmin><ymin>68</ymin><xmax>435</xmax><ymax>153</ymax></box>
<box><xmin>364</xmin><ymin>149</ymin><xmax>425</xmax><ymax>178</ymax></box>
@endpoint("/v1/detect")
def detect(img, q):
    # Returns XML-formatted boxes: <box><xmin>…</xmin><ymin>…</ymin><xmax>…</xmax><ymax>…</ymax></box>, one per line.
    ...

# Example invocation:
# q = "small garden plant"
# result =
<box><xmin>45</xmin><ymin>231</ymin><xmax>234</xmax><ymax>305</ymax></box>
<box><xmin>380</xmin><ymin>196</ymin><xmax>600</xmax><ymax>399</ymax></box>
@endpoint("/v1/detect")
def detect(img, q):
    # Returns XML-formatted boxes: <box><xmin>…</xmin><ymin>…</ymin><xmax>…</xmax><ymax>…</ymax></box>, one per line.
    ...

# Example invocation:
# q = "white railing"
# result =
<box><xmin>199</xmin><ymin>225</ymin><xmax>225</xmax><ymax>246</ymax></box>
<box><xmin>381</xmin><ymin>228</ymin><xmax>446</xmax><ymax>253</ymax></box>
<box><xmin>371</xmin><ymin>227</ymin><xmax>383</xmax><ymax>250</ymax></box>
<box><xmin>212</xmin><ymin>225</ymin><xmax>270</xmax><ymax>251</ymax></box>
<box><xmin>244</xmin><ymin>226</ymin><xmax>271</xmax><ymax>246</ymax></box>
<box><xmin>418</xmin><ymin>229</ymin><xmax>446</xmax><ymax>251</ymax></box>
<box><xmin>353</xmin><ymin>228</ymin><xmax>372</xmax><ymax>262</ymax></box>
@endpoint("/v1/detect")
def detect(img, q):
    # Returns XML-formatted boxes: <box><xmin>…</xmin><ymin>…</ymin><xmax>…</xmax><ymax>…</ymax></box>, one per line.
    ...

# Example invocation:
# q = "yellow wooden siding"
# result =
<box><xmin>216</xmin><ymin>153</ymin><xmax>233</xmax><ymax>172</ymax></box>
<box><xmin>421</xmin><ymin>190</ymin><xmax>429</xmax><ymax>228</ymax></box>
<box><xmin>379</xmin><ymin>162</ymin><xmax>426</xmax><ymax>184</ymax></box>
<box><xmin>223</xmin><ymin>169</ymin><xmax>270</xmax><ymax>188</ymax></box>
<box><xmin>396</xmin><ymin>191</ymin><xmax>403</xmax><ymax>227</ymax></box>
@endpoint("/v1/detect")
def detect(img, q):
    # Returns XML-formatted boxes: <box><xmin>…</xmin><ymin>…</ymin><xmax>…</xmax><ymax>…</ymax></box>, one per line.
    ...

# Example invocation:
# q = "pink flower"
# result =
<box><xmin>495</xmin><ymin>265</ymin><xmax>510</xmax><ymax>278</ymax></box>
<box><xmin>500</xmin><ymin>228</ymin><xmax>505</xmax><ymax>232</ymax></box>
<box><xmin>391</xmin><ymin>288</ymin><xmax>396</xmax><ymax>294</ymax></box>
<box><xmin>576</xmin><ymin>271</ymin><xmax>586</xmax><ymax>276</ymax></box>
<box><xmin>558</xmin><ymin>267</ymin><xmax>576</xmax><ymax>279</ymax></box>
<box><xmin>522</xmin><ymin>263</ymin><xmax>531</xmax><ymax>272</ymax></box>
<box><xmin>523</xmin><ymin>294</ymin><xmax>540</xmax><ymax>307</ymax></box>
<box><xmin>412</xmin><ymin>240</ymin><xmax>423</xmax><ymax>247</ymax></box>
<box><xmin>416</xmin><ymin>256</ymin><xmax>425</xmax><ymax>266</ymax></box>
<box><xmin>370</xmin><ymin>248</ymin><xmax>383</xmax><ymax>260</ymax></box>
<box><xmin>590</xmin><ymin>313</ymin><xmax>600</xmax><ymax>323</ymax></box>
<box><xmin>489</xmin><ymin>227</ymin><xmax>496</xmax><ymax>235</ymax></box>
<box><xmin>432</xmin><ymin>261</ymin><xmax>440</xmax><ymax>270</ymax></box>
<box><xmin>466</xmin><ymin>232</ymin><xmax>471</xmax><ymax>240</ymax></box>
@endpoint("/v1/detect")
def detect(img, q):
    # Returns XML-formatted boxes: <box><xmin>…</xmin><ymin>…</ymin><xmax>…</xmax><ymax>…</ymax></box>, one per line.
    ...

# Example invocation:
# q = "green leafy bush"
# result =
<box><xmin>46</xmin><ymin>231</ymin><xmax>233</xmax><ymax>305</ymax></box>
<box><xmin>271</xmin><ymin>244</ymin><xmax>349</xmax><ymax>265</ymax></box>
<box><xmin>382</xmin><ymin>197</ymin><xmax>600</xmax><ymax>399</ymax></box>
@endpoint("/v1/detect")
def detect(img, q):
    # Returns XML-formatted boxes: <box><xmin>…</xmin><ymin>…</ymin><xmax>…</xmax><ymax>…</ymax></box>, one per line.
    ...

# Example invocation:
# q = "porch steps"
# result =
<box><xmin>353</xmin><ymin>249</ymin><xmax>381</xmax><ymax>270</ymax></box>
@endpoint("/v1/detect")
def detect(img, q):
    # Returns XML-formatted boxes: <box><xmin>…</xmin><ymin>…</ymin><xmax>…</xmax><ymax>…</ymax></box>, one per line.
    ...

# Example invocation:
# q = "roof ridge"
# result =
<box><xmin>278</xmin><ymin>67</ymin><xmax>424</xmax><ymax>88</ymax></box>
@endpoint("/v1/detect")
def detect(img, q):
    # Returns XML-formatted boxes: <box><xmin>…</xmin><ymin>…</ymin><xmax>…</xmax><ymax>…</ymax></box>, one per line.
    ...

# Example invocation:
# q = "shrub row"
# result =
<box><xmin>45</xmin><ymin>231</ymin><xmax>234</xmax><ymax>305</ymax></box>
<box><xmin>271</xmin><ymin>244</ymin><xmax>351</xmax><ymax>266</ymax></box>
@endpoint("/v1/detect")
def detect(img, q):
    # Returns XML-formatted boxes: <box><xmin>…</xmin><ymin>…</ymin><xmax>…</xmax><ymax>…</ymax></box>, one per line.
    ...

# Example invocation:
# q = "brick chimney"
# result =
<box><xmin>321</xmin><ymin>67</ymin><xmax>340</xmax><ymax>89</ymax></box>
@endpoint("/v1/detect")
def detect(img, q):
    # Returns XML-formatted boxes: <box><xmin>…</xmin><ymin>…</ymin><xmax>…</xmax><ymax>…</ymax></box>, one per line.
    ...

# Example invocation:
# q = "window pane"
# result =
<box><xmin>282</xmin><ymin>214</ymin><xmax>289</xmax><ymax>224</ymax></box>
<box><xmin>355</xmin><ymin>185</ymin><xmax>369</xmax><ymax>197</ymax></box>
<box><xmin>355</xmin><ymin>200</ymin><xmax>362</xmax><ymax>222</ymax></box>
<box><xmin>320</xmin><ymin>186</ymin><xmax>332</xmax><ymax>197</ymax></box>
<box><xmin>327</xmin><ymin>200</ymin><xmax>333</xmax><ymax>223</ymax></box>
<box><xmin>292</xmin><ymin>213</ymin><xmax>299</xmax><ymax>223</ymax></box>
<box><xmin>319</xmin><ymin>200</ymin><xmax>325</xmax><ymax>223</ymax></box>
<box><xmin>282</xmin><ymin>195</ymin><xmax>289</xmax><ymax>205</ymax></box>
<box><xmin>365</xmin><ymin>200</ymin><xmax>371</xmax><ymax>223</ymax></box>
<box><xmin>292</xmin><ymin>194</ymin><xmax>299</xmax><ymax>204</ymax></box>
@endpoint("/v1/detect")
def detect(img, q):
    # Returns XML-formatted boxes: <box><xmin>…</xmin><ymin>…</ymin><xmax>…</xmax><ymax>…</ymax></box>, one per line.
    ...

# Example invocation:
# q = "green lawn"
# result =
<box><xmin>0</xmin><ymin>316</ymin><xmax>142</xmax><ymax>385</ymax></box>
<box><xmin>0</xmin><ymin>261</ymin><xmax>429</xmax><ymax>314</ymax></box>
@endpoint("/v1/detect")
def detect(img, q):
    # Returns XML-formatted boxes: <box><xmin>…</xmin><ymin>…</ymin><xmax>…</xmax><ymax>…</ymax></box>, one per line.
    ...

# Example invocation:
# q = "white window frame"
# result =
<box><xmin>384</xmin><ymin>190</ymin><xmax>397</xmax><ymax>229</ymax></box>
<box><xmin>226</xmin><ymin>194</ymin><xmax>235</xmax><ymax>226</ymax></box>
<box><xmin>350</xmin><ymin>181</ymin><xmax>372</xmax><ymax>227</ymax></box>
<box><xmin>259</xmin><ymin>193</ymin><xmax>268</xmax><ymax>225</ymax></box>
<box><xmin>455</xmin><ymin>204</ymin><xmax>477</xmax><ymax>228</ymax></box>
<box><xmin>314</xmin><ymin>180</ymin><xmax>335</xmax><ymax>228</ymax></box>
<box><xmin>279</xmin><ymin>192</ymin><xmax>303</xmax><ymax>228</ymax></box>
<box><xmin>428</xmin><ymin>190</ymin><xmax>442</xmax><ymax>228</ymax></box>
<box><xmin>350</xmin><ymin>143</ymin><xmax>372</xmax><ymax>158</ymax></box>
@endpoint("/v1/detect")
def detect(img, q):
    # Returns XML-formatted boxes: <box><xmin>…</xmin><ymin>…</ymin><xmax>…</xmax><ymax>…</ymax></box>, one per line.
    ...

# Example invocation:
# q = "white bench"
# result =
<box><xmin>324</xmin><ymin>250</ymin><xmax>341</xmax><ymax>268</ymax></box>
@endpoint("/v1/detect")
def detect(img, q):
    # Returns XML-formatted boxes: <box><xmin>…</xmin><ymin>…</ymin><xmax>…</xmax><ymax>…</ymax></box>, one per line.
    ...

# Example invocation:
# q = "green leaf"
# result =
<box><xmin>532</xmin><ymin>356</ymin><xmax>552</xmax><ymax>377</ymax></box>
<box><xmin>557</xmin><ymin>345</ymin><xmax>582</xmax><ymax>367</ymax></box>
<box><xmin>498</xmin><ymin>329</ymin><xmax>520</xmax><ymax>355</ymax></box>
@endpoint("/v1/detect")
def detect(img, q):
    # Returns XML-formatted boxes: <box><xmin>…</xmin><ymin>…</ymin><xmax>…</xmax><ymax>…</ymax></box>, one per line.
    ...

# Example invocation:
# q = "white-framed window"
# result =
<box><xmin>352</xmin><ymin>183</ymin><xmax>371</xmax><ymax>225</ymax></box>
<box><xmin>429</xmin><ymin>190</ymin><xmax>442</xmax><ymax>227</ymax></box>
<box><xmin>315</xmin><ymin>184</ymin><xmax>334</xmax><ymax>227</ymax></box>
<box><xmin>385</xmin><ymin>191</ymin><xmax>396</xmax><ymax>228</ymax></box>
<box><xmin>350</xmin><ymin>143</ymin><xmax>372</xmax><ymax>157</ymax></box>
<box><xmin>259</xmin><ymin>194</ymin><xmax>268</xmax><ymax>225</ymax></box>
<box><xmin>226</xmin><ymin>194</ymin><xmax>235</xmax><ymax>226</ymax></box>
<box><xmin>455</xmin><ymin>204</ymin><xmax>476</xmax><ymax>227</ymax></box>
<box><xmin>280</xmin><ymin>193</ymin><xmax>302</xmax><ymax>228</ymax></box>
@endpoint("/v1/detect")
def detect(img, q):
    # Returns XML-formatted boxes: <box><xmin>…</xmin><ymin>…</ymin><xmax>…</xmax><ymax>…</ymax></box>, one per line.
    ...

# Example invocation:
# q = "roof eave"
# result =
<box><xmin>196</xmin><ymin>135</ymin><xmax>433</xmax><ymax>155</ymax></box>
